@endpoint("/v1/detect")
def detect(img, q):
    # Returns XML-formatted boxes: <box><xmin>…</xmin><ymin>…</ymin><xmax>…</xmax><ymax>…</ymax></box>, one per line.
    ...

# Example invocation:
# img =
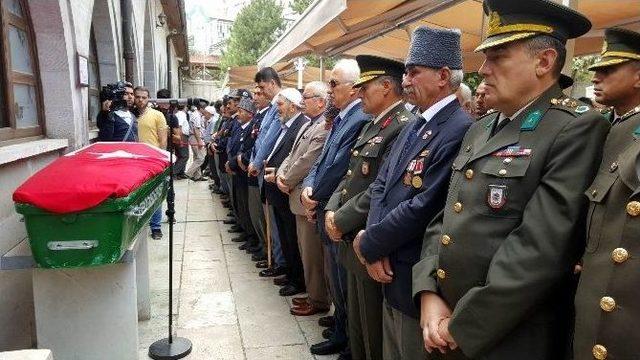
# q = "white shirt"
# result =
<box><xmin>416</xmin><ymin>94</ymin><xmax>457</xmax><ymax>133</ymax></box>
<box><xmin>267</xmin><ymin>113</ymin><xmax>299</xmax><ymax>161</ymax></box>
<box><xmin>175</xmin><ymin>110</ymin><xmax>190</xmax><ymax>136</ymax></box>
<box><xmin>338</xmin><ymin>99</ymin><xmax>362</xmax><ymax>121</ymax></box>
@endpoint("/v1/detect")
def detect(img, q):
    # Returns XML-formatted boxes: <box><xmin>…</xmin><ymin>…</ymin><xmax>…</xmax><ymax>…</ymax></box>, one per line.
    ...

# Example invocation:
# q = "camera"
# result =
<box><xmin>100</xmin><ymin>81</ymin><xmax>129</xmax><ymax>111</ymax></box>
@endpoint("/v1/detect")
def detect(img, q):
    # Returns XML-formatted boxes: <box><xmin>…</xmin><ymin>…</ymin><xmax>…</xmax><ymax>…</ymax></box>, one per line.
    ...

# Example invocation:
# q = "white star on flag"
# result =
<box><xmin>88</xmin><ymin>150</ymin><xmax>151</xmax><ymax>160</ymax></box>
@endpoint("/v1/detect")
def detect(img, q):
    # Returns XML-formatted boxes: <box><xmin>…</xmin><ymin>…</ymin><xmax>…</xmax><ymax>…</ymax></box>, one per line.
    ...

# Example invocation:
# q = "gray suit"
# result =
<box><xmin>278</xmin><ymin>114</ymin><xmax>330</xmax><ymax>308</ymax></box>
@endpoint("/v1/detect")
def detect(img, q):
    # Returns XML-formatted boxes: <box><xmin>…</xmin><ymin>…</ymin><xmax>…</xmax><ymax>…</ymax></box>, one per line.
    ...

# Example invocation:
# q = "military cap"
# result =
<box><xmin>238</xmin><ymin>96</ymin><xmax>256</xmax><ymax>114</ymax></box>
<box><xmin>229</xmin><ymin>88</ymin><xmax>252</xmax><ymax>99</ymax></box>
<box><xmin>589</xmin><ymin>27</ymin><xmax>640</xmax><ymax>70</ymax></box>
<box><xmin>475</xmin><ymin>0</ymin><xmax>591</xmax><ymax>52</ymax></box>
<box><xmin>353</xmin><ymin>55</ymin><xmax>405</xmax><ymax>88</ymax></box>
<box><xmin>405</xmin><ymin>26</ymin><xmax>463</xmax><ymax>70</ymax></box>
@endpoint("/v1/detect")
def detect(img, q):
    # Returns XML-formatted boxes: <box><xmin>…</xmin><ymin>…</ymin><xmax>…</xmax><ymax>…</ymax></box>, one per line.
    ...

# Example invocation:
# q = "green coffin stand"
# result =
<box><xmin>14</xmin><ymin>169</ymin><xmax>169</xmax><ymax>268</ymax></box>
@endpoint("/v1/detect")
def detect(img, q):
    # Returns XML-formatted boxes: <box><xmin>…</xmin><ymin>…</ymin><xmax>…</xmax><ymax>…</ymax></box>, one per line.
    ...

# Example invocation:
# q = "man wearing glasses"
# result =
<box><xmin>301</xmin><ymin>59</ymin><xmax>371</xmax><ymax>357</ymax></box>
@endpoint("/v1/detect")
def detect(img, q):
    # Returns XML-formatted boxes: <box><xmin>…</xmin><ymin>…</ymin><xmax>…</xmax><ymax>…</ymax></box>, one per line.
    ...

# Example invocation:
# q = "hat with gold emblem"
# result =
<box><xmin>353</xmin><ymin>55</ymin><xmax>405</xmax><ymax>88</ymax></box>
<box><xmin>475</xmin><ymin>0</ymin><xmax>591</xmax><ymax>52</ymax></box>
<box><xmin>589</xmin><ymin>27</ymin><xmax>640</xmax><ymax>70</ymax></box>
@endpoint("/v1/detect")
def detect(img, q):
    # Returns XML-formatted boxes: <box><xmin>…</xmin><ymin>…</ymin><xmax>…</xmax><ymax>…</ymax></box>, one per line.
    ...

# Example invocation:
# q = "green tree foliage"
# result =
<box><xmin>290</xmin><ymin>0</ymin><xmax>313</xmax><ymax>15</ymax></box>
<box><xmin>463</xmin><ymin>72</ymin><xmax>483</xmax><ymax>93</ymax></box>
<box><xmin>572</xmin><ymin>55</ymin><xmax>599</xmax><ymax>83</ymax></box>
<box><xmin>220</xmin><ymin>0</ymin><xmax>286</xmax><ymax>70</ymax></box>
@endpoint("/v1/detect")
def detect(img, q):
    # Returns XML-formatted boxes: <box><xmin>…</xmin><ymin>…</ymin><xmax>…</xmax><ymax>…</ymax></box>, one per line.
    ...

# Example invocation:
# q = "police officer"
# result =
<box><xmin>323</xmin><ymin>55</ymin><xmax>411</xmax><ymax>360</ymax></box>
<box><xmin>573</xmin><ymin>27</ymin><xmax>640</xmax><ymax>360</ymax></box>
<box><xmin>412</xmin><ymin>0</ymin><xmax>610</xmax><ymax>358</ymax></box>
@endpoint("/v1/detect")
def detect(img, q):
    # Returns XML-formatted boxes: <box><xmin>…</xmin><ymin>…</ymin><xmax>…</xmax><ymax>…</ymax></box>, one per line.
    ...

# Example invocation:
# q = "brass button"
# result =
<box><xmin>436</xmin><ymin>269</ymin><xmax>446</xmax><ymax>279</ymax></box>
<box><xmin>453</xmin><ymin>202</ymin><xmax>463</xmax><ymax>213</ymax></box>
<box><xmin>465</xmin><ymin>169</ymin><xmax>474</xmax><ymax>179</ymax></box>
<box><xmin>341</xmin><ymin>189</ymin><xmax>347</xmax><ymax>196</ymax></box>
<box><xmin>600</xmin><ymin>296</ymin><xmax>616</xmax><ymax>312</ymax></box>
<box><xmin>611</xmin><ymin>248</ymin><xmax>629</xmax><ymax>263</ymax></box>
<box><xmin>441</xmin><ymin>235</ymin><xmax>451</xmax><ymax>245</ymax></box>
<box><xmin>465</xmin><ymin>145</ymin><xmax>471</xmax><ymax>152</ymax></box>
<box><xmin>592</xmin><ymin>344</ymin><xmax>607</xmax><ymax>360</ymax></box>
<box><xmin>626</xmin><ymin>201</ymin><xmax>640</xmax><ymax>217</ymax></box>
<box><xmin>503</xmin><ymin>157</ymin><xmax>513</xmax><ymax>164</ymax></box>
<box><xmin>347</xmin><ymin>170</ymin><xmax>352</xmax><ymax>176</ymax></box>
<box><xmin>498</xmin><ymin>169</ymin><xmax>507</xmax><ymax>176</ymax></box>
<box><xmin>353</xmin><ymin>150</ymin><xmax>359</xmax><ymax>157</ymax></box>
<box><xmin>609</xmin><ymin>162</ymin><xmax>618</xmax><ymax>172</ymax></box>
<box><xmin>591</xmin><ymin>189</ymin><xmax>598</xmax><ymax>197</ymax></box>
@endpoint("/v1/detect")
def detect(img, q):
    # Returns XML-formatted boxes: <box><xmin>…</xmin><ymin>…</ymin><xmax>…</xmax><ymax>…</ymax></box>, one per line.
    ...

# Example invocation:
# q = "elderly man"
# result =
<box><xmin>346</xmin><ymin>29</ymin><xmax>472</xmax><ymax>359</ymax></box>
<box><xmin>301</xmin><ymin>59</ymin><xmax>371</xmax><ymax>357</ymax></box>
<box><xmin>473</xmin><ymin>81</ymin><xmax>488</xmax><ymax>118</ymax></box>
<box><xmin>321</xmin><ymin>55</ymin><xmax>411</xmax><ymax>360</ymax></box>
<box><xmin>573</xmin><ymin>27</ymin><xmax>640</xmax><ymax>360</ymax></box>
<box><xmin>262</xmin><ymin>88</ymin><xmax>308</xmax><ymax>296</ymax></box>
<box><xmin>276</xmin><ymin>81</ymin><xmax>331</xmax><ymax>314</ymax></box>
<box><xmin>412</xmin><ymin>0</ymin><xmax>610</xmax><ymax>358</ymax></box>
<box><xmin>455</xmin><ymin>83</ymin><xmax>474</xmax><ymax>116</ymax></box>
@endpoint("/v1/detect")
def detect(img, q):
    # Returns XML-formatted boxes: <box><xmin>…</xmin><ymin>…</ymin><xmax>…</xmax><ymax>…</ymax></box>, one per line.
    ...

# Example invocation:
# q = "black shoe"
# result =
<box><xmin>226</xmin><ymin>211</ymin><xmax>234</xmax><ymax>217</ymax></box>
<box><xmin>273</xmin><ymin>276</ymin><xmax>289</xmax><ymax>286</ymax></box>
<box><xmin>238</xmin><ymin>243</ymin><xmax>249</xmax><ymax>251</ymax></box>
<box><xmin>151</xmin><ymin>229</ymin><xmax>163</xmax><ymax>240</ymax></box>
<box><xmin>318</xmin><ymin>316</ymin><xmax>335</xmax><ymax>328</ymax></box>
<box><xmin>227</xmin><ymin>228</ymin><xmax>243</xmax><ymax>234</ymax></box>
<box><xmin>229</xmin><ymin>224</ymin><xmax>242</xmax><ymax>231</ymax></box>
<box><xmin>223</xmin><ymin>219</ymin><xmax>236</xmax><ymax>225</ymax></box>
<box><xmin>255</xmin><ymin>260</ymin><xmax>268</xmax><ymax>268</ymax></box>
<box><xmin>231</xmin><ymin>236</ymin><xmax>246</xmax><ymax>243</ymax></box>
<box><xmin>322</xmin><ymin>328</ymin><xmax>333</xmax><ymax>340</ymax></box>
<box><xmin>259</xmin><ymin>266</ymin><xmax>286</xmax><ymax>277</ymax></box>
<box><xmin>251</xmin><ymin>253</ymin><xmax>267</xmax><ymax>262</ymax></box>
<box><xmin>246</xmin><ymin>245</ymin><xmax>261</xmax><ymax>254</ymax></box>
<box><xmin>279</xmin><ymin>284</ymin><xmax>303</xmax><ymax>296</ymax></box>
<box><xmin>310</xmin><ymin>340</ymin><xmax>347</xmax><ymax>355</ymax></box>
<box><xmin>337</xmin><ymin>353</ymin><xmax>352</xmax><ymax>360</ymax></box>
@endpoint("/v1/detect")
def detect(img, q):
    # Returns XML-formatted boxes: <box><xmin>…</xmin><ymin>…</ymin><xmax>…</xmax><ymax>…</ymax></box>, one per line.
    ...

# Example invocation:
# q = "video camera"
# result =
<box><xmin>99</xmin><ymin>81</ymin><xmax>130</xmax><ymax>111</ymax></box>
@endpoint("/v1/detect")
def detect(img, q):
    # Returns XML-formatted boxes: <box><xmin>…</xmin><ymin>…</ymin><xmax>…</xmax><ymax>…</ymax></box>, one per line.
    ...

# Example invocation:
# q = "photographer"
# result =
<box><xmin>97</xmin><ymin>81</ymin><xmax>138</xmax><ymax>142</ymax></box>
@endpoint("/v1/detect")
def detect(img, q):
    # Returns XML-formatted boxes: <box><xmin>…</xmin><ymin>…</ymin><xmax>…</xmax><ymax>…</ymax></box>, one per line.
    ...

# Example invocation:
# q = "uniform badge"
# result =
<box><xmin>493</xmin><ymin>145</ymin><xmax>531</xmax><ymax>157</ymax></box>
<box><xmin>403</xmin><ymin>172</ymin><xmax>412</xmax><ymax>186</ymax></box>
<box><xmin>422</xmin><ymin>130</ymin><xmax>433</xmax><ymax>140</ymax></box>
<box><xmin>381</xmin><ymin>117</ymin><xmax>392</xmax><ymax>129</ymax></box>
<box><xmin>575</xmin><ymin>105</ymin><xmax>590</xmax><ymax>114</ymax></box>
<box><xmin>520</xmin><ymin>110</ymin><xmax>543</xmax><ymax>131</ymax></box>
<box><xmin>411</xmin><ymin>176</ymin><xmax>423</xmax><ymax>189</ymax></box>
<box><xmin>361</xmin><ymin>161</ymin><xmax>370</xmax><ymax>176</ymax></box>
<box><xmin>634</xmin><ymin>125</ymin><xmax>640</xmax><ymax>138</ymax></box>
<box><xmin>420</xmin><ymin>149</ymin><xmax>430</xmax><ymax>157</ymax></box>
<box><xmin>487</xmin><ymin>185</ymin><xmax>508</xmax><ymax>209</ymax></box>
<box><xmin>372</xmin><ymin>136</ymin><xmax>383</xmax><ymax>144</ymax></box>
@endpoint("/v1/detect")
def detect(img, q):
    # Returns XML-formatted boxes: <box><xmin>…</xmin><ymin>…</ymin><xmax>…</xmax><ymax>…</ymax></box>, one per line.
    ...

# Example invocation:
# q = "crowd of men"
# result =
<box><xmin>101</xmin><ymin>0</ymin><xmax>640</xmax><ymax>358</ymax></box>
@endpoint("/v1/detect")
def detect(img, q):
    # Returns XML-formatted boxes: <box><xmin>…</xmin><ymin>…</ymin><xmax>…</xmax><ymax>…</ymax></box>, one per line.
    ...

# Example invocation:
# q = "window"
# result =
<box><xmin>88</xmin><ymin>27</ymin><xmax>100</xmax><ymax>127</ymax></box>
<box><xmin>0</xmin><ymin>0</ymin><xmax>44</xmax><ymax>143</ymax></box>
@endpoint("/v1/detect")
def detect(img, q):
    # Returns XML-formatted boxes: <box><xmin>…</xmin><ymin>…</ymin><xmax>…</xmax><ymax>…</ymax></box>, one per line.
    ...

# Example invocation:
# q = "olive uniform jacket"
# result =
<box><xmin>574</xmin><ymin>107</ymin><xmax>640</xmax><ymax>360</ymax></box>
<box><xmin>325</xmin><ymin>102</ymin><xmax>412</xmax><ymax>276</ymax></box>
<box><xmin>412</xmin><ymin>84</ymin><xmax>610</xmax><ymax>359</ymax></box>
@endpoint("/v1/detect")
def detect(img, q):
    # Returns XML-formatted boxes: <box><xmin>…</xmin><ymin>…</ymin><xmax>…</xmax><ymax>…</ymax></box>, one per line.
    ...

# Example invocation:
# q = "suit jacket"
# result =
<box><xmin>574</xmin><ymin>108</ymin><xmax>640</xmax><ymax>360</ymax></box>
<box><xmin>247</xmin><ymin>109</ymin><xmax>269</xmax><ymax>187</ymax></box>
<box><xmin>228</xmin><ymin>120</ymin><xmax>256</xmax><ymax>185</ymax></box>
<box><xmin>277</xmin><ymin>114</ymin><xmax>329</xmax><ymax>216</ymax></box>
<box><xmin>412</xmin><ymin>84</ymin><xmax>610</xmax><ymax>359</ymax></box>
<box><xmin>303</xmin><ymin>101</ymin><xmax>371</xmax><ymax>207</ymax></box>
<box><xmin>355</xmin><ymin>99</ymin><xmax>472</xmax><ymax>318</ymax></box>
<box><xmin>264</xmin><ymin>113</ymin><xmax>307</xmax><ymax>209</ymax></box>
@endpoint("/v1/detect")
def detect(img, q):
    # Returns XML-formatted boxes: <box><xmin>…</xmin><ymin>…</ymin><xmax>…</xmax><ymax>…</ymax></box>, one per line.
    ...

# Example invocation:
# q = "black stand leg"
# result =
<box><xmin>149</xmin><ymin>141</ymin><xmax>192</xmax><ymax>360</ymax></box>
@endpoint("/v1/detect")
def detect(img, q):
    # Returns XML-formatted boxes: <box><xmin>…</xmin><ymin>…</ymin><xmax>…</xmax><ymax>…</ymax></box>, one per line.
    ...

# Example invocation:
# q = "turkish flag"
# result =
<box><xmin>13</xmin><ymin>142</ymin><xmax>170</xmax><ymax>214</ymax></box>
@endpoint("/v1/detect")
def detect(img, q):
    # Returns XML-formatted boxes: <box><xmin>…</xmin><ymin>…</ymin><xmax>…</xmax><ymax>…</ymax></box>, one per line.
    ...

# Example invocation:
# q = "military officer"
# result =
<box><xmin>350</xmin><ymin>27</ymin><xmax>472</xmax><ymax>360</ymax></box>
<box><xmin>573</xmin><ymin>27</ymin><xmax>640</xmax><ymax>360</ymax></box>
<box><xmin>412</xmin><ymin>0</ymin><xmax>610</xmax><ymax>359</ymax></box>
<box><xmin>323</xmin><ymin>54</ymin><xmax>412</xmax><ymax>360</ymax></box>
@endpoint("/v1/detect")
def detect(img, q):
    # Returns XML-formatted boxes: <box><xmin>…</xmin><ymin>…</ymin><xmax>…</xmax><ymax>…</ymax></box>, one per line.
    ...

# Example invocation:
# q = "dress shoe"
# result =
<box><xmin>231</xmin><ymin>237</ymin><xmax>246</xmax><ymax>243</ymax></box>
<box><xmin>222</xmin><ymin>219</ymin><xmax>236</xmax><ymax>225</ymax></box>
<box><xmin>251</xmin><ymin>253</ymin><xmax>267</xmax><ymax>262</ymax></box>
<box><xmin>227</xmin><ymin>228</ymin><xmax>243</xmax><ymax>234</ymax></box>
<box><xmin>273</xmin><ymin>276</ymin><xmax>289</xmax><ymax>286</ymax></box>
<box><xmin>310</xmin><ymin>339</ymin><xmax>347</xmax><ymax>355</ymax></box>
<box><xmin>318</xmin><ymin>316</ymin><xmax>335</xmax><ymax>328</ymax></box>
<box><xmin>290</xmin><ymin>303</ymin><xmax>329</xmax><ymax>316</ymax></box>
<box><xmin>292</xmin><ymin>297</ymin><xmax>308</xmax><ymax>306</ymax></box>
<box><xmin>246</xmin><ymin>245</ymin><xmax>262</xmax><ymax>254</ymax></box>
<box><xmin>322</xmin><ymin>328</ymin><xmax>333</xmax><ymax>340</ymax></box>
<box><xmin>279</xmin><ymin>284</ymin><xmax>304</xmax><ymax>297</ymax></box>
<box><xmin>259</xmin><ymin>266</ymin><xmax>286</xmax><ymax>277</ymax></box>
<box><xmin>238</xmin><ymin>243</ymin><xmax>249</xmax><ymax>251</ymax></box>
<box><xmin>337</xmin><ymin>353</ymin><xmax>352</xmax><ymax>360</ymax></box>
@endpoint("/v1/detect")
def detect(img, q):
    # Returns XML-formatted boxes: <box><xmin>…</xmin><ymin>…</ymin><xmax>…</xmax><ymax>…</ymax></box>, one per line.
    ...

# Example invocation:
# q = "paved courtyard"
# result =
<box><xmin>138</xmin><ymin>179</ymin><xmax>339</xmax><ymax>360</ymax></box>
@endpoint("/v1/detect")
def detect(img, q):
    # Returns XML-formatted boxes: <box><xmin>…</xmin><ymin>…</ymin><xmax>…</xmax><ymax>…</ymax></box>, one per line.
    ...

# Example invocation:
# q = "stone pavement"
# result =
<box><xmin>138</xmin><ymin>179</ymin><xmax>339</xmax><ymax>360</ymax></box>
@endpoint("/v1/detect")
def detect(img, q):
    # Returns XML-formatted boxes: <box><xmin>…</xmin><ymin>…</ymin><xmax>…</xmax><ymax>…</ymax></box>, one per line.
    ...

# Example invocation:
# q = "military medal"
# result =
<box><xmin>414</xmin><ymin>158</ymin><xmax>425</xmax><ymax>175</ymax></box>
<box><xmin>361</xmin><ymin>161</ymin><xmax>370</xmax><ymax>176</ymax></box>
<box><xmin>487</xmin><ymin>184</ymin><xmax>507</xmax><ymax>209</ymax></box>
<box><xmin>381</xmin><ymin>117</ymin><xmax>392</xmax><ymax>129</ymax></box>
<box><xmin>407</xmin><ymin>160</ymin><xmax>417</xmax><ymax>172</ymax></box>
<box><xmin>420</xmin><ymin>149</ymin><xmax>430</xmax><ymax>157</ymax></box>
<box><xmin>372</xmin><ymin>136</ymin><xmax>383</xmax><ymax>144</ymax></box>
<box><xmin>422</xmin><ymin>130</ymin><xmax>433</xmax><ymax>140</ymax></box>
<box><xmin>403</xmin><ymin>172</ymin><xmax>412</xmax><ymax>186</ymax></box>
<box><xmin>493</xmin><ymin>145</ymin><xmax>532</xmax><ymax>157</ymax></box>
<box><xmin>411</xmin><ymin>175</ymin><xmax>423</xmax><ymax>189</ymax></box>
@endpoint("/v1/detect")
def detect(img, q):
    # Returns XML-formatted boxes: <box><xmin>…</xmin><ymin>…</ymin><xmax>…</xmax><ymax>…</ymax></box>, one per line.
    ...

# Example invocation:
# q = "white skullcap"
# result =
<box><xmin>204</xmin><ymin>106</ymin><xmax>216</xmax><ymax>114</ymax></box>
<box><xmin>278</xmin><ymin>88</ymin><xmax>303</xmax><ymax>108</ymax></box>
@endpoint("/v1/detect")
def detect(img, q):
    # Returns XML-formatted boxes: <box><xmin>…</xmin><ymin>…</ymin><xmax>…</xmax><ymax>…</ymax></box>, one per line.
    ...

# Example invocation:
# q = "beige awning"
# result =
<box><xmin>227</xmin><ymin>62</ymin><xmax>331</xmax><ymax>89</ymax></box>
<box><xmin>258</xmin><ymin>0</ymin><xmax>640</xmax><ymax>73</ymax></box>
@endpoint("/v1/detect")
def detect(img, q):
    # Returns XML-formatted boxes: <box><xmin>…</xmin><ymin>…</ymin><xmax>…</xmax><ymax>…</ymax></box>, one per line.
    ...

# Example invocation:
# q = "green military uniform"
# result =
<box><xmin>325</xmin><ymin>55</ymin><xmax>411</xmax><ymax>360</ymax></box>
<box><xmin>573</xmin><ymin>27</ymin><xmax>640</xmax><ymax>360</ymax></box>
<box><xmin>412</xmin><ymin>1</ymin><xmax>611</xmax><ymax>358</ymax></box>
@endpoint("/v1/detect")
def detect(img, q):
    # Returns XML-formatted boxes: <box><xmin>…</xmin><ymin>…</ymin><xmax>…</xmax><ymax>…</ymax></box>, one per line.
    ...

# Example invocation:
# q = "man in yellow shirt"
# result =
<box><xmin>135</xmin><ymin>86</ymin><xmax>168</xmax><ymax>239</ymax></box>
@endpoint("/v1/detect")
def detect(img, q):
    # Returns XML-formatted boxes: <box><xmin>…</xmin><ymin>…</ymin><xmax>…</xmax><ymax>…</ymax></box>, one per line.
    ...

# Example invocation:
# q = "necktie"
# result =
<box><xmin>400</xmin><ymin>116</ymin><xmax>426</xmax><ymax>160</ymax></box>
<box><xmin>490</xmin><ymin>118</ymin><xmax>510</xmax><ymax>138</ymax></box>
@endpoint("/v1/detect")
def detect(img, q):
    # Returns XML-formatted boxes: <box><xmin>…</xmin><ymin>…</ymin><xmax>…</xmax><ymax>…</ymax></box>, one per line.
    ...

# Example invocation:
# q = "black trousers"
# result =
<box><xmin>273</xmin><ymin>205</ymin><xmax>304</xmax><ymax>289</ymax></box>
<box><xmin>232</xmin><ymin>175</ymin><xmax>256</xmax><ymax>242</ymax></box>
<box><xmin>174</xmin><ymin>137</ymin><xmax>189</xmax><ymax>175</ymax></box>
